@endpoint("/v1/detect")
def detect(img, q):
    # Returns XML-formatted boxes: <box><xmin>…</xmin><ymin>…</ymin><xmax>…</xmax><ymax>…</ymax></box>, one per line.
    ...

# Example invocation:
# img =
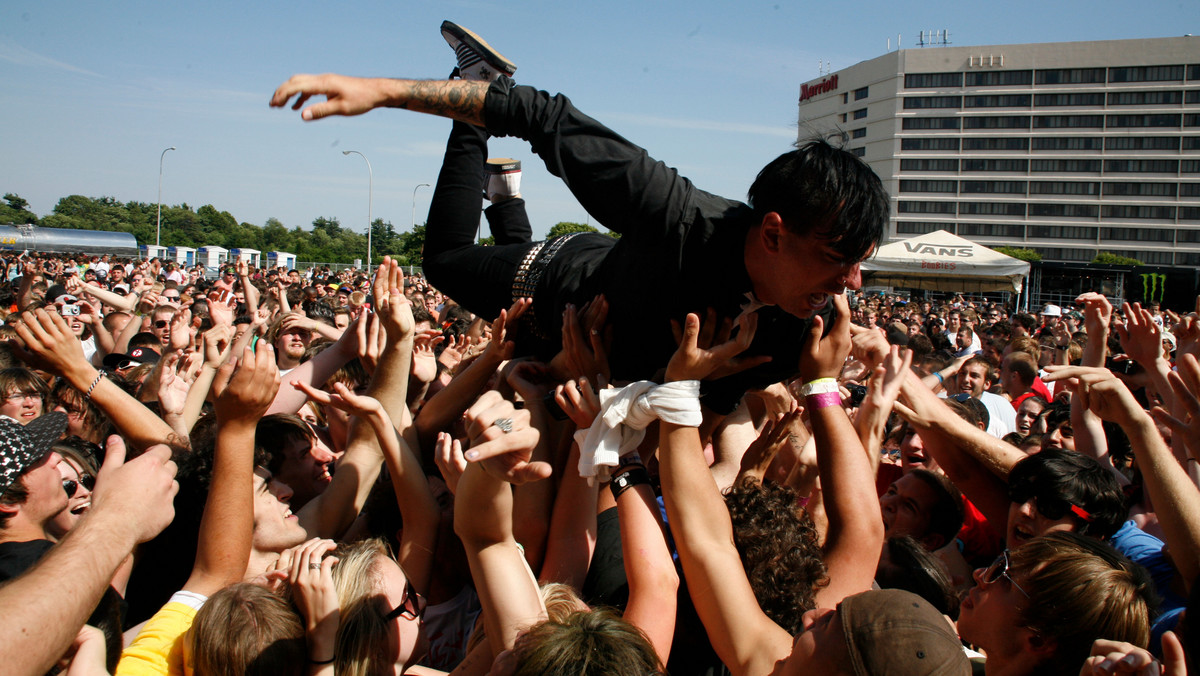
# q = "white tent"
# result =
<box><xmin>862</xmin><ymin>230</ymin><xmax>1030</xmax><ymax>293</ymax></box>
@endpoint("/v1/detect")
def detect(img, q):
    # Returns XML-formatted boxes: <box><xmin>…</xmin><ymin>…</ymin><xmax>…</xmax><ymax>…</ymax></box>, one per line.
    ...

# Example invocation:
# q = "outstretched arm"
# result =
<box><xmin>272</xmin><ymin>75</ymin><xmax>488</xmax><ymax>126</ymax></box>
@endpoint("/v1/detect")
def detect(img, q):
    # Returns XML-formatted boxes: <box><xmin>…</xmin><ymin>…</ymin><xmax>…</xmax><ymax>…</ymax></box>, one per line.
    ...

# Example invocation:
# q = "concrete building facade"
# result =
<box><xmin>797</xmin><ymin>37</ymin><xmax>1200</xmax><ymax>268</ymax></box>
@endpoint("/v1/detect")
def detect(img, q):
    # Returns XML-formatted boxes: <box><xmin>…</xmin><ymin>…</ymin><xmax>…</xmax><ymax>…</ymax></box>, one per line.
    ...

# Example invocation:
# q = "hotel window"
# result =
<box><xmin>1029</xmin><ymin>181</ymin><xmax>1100</xmax><ymax>195</ymax></box>
<box><xmin>1033</xmin><ymin>247</ymin><xmax>1097</xmax><ymax>262</ymax></box>
<box><xmin>901</xmin><ymin>138</ymin><xmax>961</xmax><ymax>151</ymax></box>
<box><xmin>901</xmin><ymin>158</ymin><xmax>960</xmax><ymax>171</ymax></box>
<box><xmin>853</xmin><ymin>108</ymin><xmax>868</xmax><ymax>120</ymax></box>
<box><xmin>851</xmin><ymin>148</ymin><xmax>866</xmax><ymax>157</ymax></box>
<box><xmin>1191</xmin><ymin>65</ymin><xmax>1200</xmax><ymax>80</ymax></box>
<box><xmin>962</xmin><ymin>158</ymin><xmax>1028</xmax><ymax>172</ymax></box>
<box><xmin>854</xmin><ymin>87</ymin><xmax>869</xmax><ymax>100</ymax></box>
<box><xmin>1034</xmin><ymin>115</ymin><xmax>1105</xmax><ymax>128</ymax></box>
<box><xmin>899</xmin><ymin>180</ymin><xmax>957</xmax><ymax>193</ymax></box>
<box><xmin>902</xmin><ymin>117</ymin><xmax>960</xmax><ymax>130</ymax></box>
<box><xmin>1107</xmin><ymin>114</ymin><xmax>1182</xmax><ymax>128</ymax></box>
<box><xmin>896</xmin><ymin>221</ymin><xmax>947</xmax><ymax>235</ymax></box>
<box><xmin>960</xmin><ymin>181</ymin><xmax>1027</xmax><ymax>194</ymax></box>
<box><xmin>851</xmin><ymin>128</ymin><xmax>867</xmax><ymax>139</ymax></box>
<box><xmin>1028</xmin><ymin>225</ymin><xmax>1098</xmax><ymax>240</ymax></box>
<box><xmin>1186</xmin><ymin>138</ymin><xmax>1200</xmax><ymax>150</ymax></box>
<box><xmin>958</xmin><ymin>223</ymin><xmax>1026</xmax><ymax>237</ymax></box>
<box><xmin>1030</xmin><ymin>159</ymin><xmax>1102</xmax><ymax>172</ymax></box>
<box><xmin>964</xmin><ymin>95</ymin><xmax>1032</xmax><ymax>108</ymax></box>
<box><xmin>1178</xmin><ymin>229</ymin><xmax>1200</xmax><ymax>241</ymax></box>
<box><xmin>1181</xmin><ymin>206</ymin><xmax>1200</xmax><ymax>219</ymax></box>
<box><xmin>964</xmin><ymin>116</ymin><xmax>1031</xmax><ymax>129</ymax></box>
<box><xmin>1103</xmin><ymin>182</ymin><xmax>1177</xmax><ymax>197</ymax></box>
<box><xmin>1109</xmin><ymin>65</ymin><xmax>1185</xmax><ymax>82</ymax></box>
<box><xmin>963</xmin><ymin>137</ymin><xmax>1029</xmax><ymax>150</ymax></box>
<box><xmin>1180</xmin><ymin>183</ymin><xmax>1200</xmax><ymax>197</ymax></box>
<box><xmin>1029</xmin><ymin>203</ymin><xmax>1100</xmax><ymax>218</ymax></box>
<box><xmin>1102</xmin><ymin>227</ymin><xmax>1174</xmax><ymax>241</ymax></box>
<box><xmin>965</xmin><ymin>70</ymin><xmax>1033</xmax><ymax>86</ymax></box>
<box><xmin>1107</xmin><ymin>90</ymin><xmax>1184</xmax><ymax>105</ymax></box>
<box><xmin>1104</xmin><ymin>159</ymin><xmax>1180</xmax><ymax>173</ymax></box>
<box><xmin>1188</xmin><ymin>91</ymin><xmax>1200</xmax><ymax>104</ymax></box>
<box><xmin>897</xmin><ymin>201</ymin><xmax>957</xmax><ymax>214</ymax></box>
<box><xmin>1032</xmin><ymin>137</ymin><xmax>1103</xmax><ymax>151</ymax></box>
<box><xmin>958</xmin><ymin>202</ymin><xmax>1026</xmax><ymax>216</ymax></box>
<box><xmin>905</xmin><ymin>72</ymin><xmax>963</xmax><ymax>88</ymax></box>
<box><xmin>1187</xmin><ymin>114</ymin><xmax>1200</xmax><ymax>127</ymax></box>
<box><xmin>1101</xmin><ymin>205</ymin><xmax>1177</xmax><ymax>220</ymax></box>
<box><xmin>1034</xmin><ymin>93</ymin><xmax>1106</xmax><ymax>107</ymax></box>
<box><xmin>1105</xmin><ymin>137</ymin><xmax>1181</xmax><ymax>151</ymax></box>
<box><xmin>1035</xmin><ymin>68</ymin><xmax>1106</xmax><ymax>85</ymax></box>
<box><xmin>904</xmin><ymin>96</ymin><xmax>962</xmax><ymax>109</ymax></box>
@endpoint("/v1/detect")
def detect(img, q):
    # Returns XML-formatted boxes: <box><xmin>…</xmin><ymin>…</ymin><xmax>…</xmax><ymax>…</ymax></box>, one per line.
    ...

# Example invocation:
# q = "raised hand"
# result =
<box><xmin>460</xmin><ymin>390</ymin><xmax>549</xmax><ymax>485</ymax></box>
<box><xmin>370</xmin><ymin>256</ymin><xmax>413</xmax><ymax>343</ymax></box>
<box><xmin>560</xmin><ymin>297</ymin><xmax>611</xmax><ymax>382</ymax></box>
<box><xmin>10</xmin><ymin>308</ymin><xmax>87</xmax><ymax>380</ymax></box>
<box><xmin>202</xmin><ymin>323</ymin><xmax>234</xmax><ymax>368</ymax></box>
<box><xmin>1115</xmin><ymin>302</ymin><xmax>1165</xmax><ymax>367</ymax></box>
<box><xmin>666</xmin><ymin>309</ymin><xmax>762</xmax><ymax>382</ymax></box>
<box><xmin>411</xmin><ymin>333</ymin><xmax>440</xmax><ymax>384</ymax></box>
<box><xmin>292</xmin><ymin>380</ymin><xmax>384</xmax><ymax>421</ymax></box>
<box><xmin>1151</xmin><ymin>354</ymin><xmax>1200</xmax><ymax>461</ymax></box>
<box><xmin>89</xmin><ymin>436</ymin><xmax>178</xmax><ymax>545</ymax></box>
<box><xmin>481</xmin><ymin>297</ymin><xmax>530</xmax><ymax>364</ymax></box>
<box><xmin>212</xmin><ymin>344</ymin><xmax>281</xmax><ymax>425</ymax></box>
<box><xmin>1043</xmin><ymin>365</ymin><xmax>1146</xmax><ymax>428</ymax></box>
<box><xmin>799</xmin><ymin>295</ymin><xmax>853</xmax><ymax>382</ymax></box>
<box><xmin>271</xmin><ymin>74</ymin><xmax>397</xmax><ymax>121</ymax></box>
<box><xmin>434</xmin><ymin>432</ymin><xmax>467</xmax><ymax>496</ymax></box>
<box><xmin>738</xmin><ymin>405</ymin><xmax>802</xmax><ymax>483</ymax></box>
<box><xmin>285</xmin><ymin>538</ymin><xmax>340</xmax><ymax>665</ymax></box>
<box><xmin>553</xmin><ymin>377</ymin><xmax>603</xmax><ymax>430</ymax></box>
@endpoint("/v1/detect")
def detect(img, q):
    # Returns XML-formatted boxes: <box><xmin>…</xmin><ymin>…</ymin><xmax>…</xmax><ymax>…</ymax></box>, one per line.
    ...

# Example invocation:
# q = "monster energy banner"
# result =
<box><xmin>1141</xmin><ymin>273</ymin><xmax>1166</xmax><ymax>304</ymax></box>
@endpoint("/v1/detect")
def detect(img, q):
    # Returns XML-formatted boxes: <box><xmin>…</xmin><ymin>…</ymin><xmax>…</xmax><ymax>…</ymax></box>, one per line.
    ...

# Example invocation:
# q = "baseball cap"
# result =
<box><xmin>0</xmin><ymin>412</ymin><xmax>70</xmax><ymax>497</ymax></box>
<box><xmin>102</xmin><ymin>346</ymin><xmax>161</xmax><ymax>370</ymax></box>
<box><xmin>840</xmin><ymin>589</ymin><xmax>970</xmax><ymax>676</ymax></box>
<box><xmin>1040</xmin><ymin>304</ymin><xmax>1062</xmax><ymax>317</ymax></box>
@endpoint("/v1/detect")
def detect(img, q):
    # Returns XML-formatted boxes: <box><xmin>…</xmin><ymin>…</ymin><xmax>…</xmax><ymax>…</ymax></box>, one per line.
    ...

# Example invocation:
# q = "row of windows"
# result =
<box><xmin>905</xmin><ymin>90</ymin><xmax>1196</xmax><ymax>108</ymax></box>
<box><xmin>905</xmin><ymin>65</ymin><xmax>1198</xmax><ymax>89</ymax></box>
<box><xmin>894</xmin><ymin>222</ymin><xmax>1200</xmax><ymax>255</ymax></box>
<box><xmin>897</xmin><ymin>201</ymin><xmax>1197</xmax><ymax>220</ymax></box>
<box><xmin>899</xmin><ymin>180</ymin><xmax>1193</xmax><ymax>196</ymax></box>
<box><xmin>900</xmin><ymin>114</ymin><xmax>1198</xmax><ymax>129</ymax></box>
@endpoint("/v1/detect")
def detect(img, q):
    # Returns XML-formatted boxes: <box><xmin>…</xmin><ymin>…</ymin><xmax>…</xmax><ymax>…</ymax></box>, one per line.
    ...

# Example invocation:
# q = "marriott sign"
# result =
<box><xmin>799</xmin><ymin>74</ymin><xmax>838</xmax><ymax>102</ymax></box>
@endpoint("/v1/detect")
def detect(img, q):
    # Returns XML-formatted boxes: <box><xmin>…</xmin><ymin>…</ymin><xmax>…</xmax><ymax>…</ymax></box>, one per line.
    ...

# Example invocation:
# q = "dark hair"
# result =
<box><xmin>256</xmin><ymin>414</ymin><xmax>316</xmax><ymax>476</ymax></box>
<box><xmin>876</xmin><ymin>536</ymin><xmax>960</xmax><ymax>620</ymax></box>
<box><xmin>724</xmin><ymin>477</ymin><xmax>828</xmax><ymax>633</ymax></box>
<box><xmin>1011</xmin><ymin>313</ymin><xmax>1038</xmax><ymax>332</ymax></box>
<box><xmin>747</xmin><ymin>138</ymin><xmax>888</xmax><ymax>262</ymax></box>
<box><xmin>961</xmin><ymin>356</ymin><xmax>995</xmax><ymax>384</ymax></box>
<box><xmin>906</xmin><ymin>469</ymin><xmax>964</xmax><ymax>549</ymax></box>
<box><xmin>907</xmin><ymin>334</ymin><xmax>933</xmax><ymax>363</ymax></box>
<box><xmin>1007</xmin><ymin>448</ymin><xmax>1128</xmax><ymax>539</ymax></box>
<box><xmin>511</xmin><ymin>608</ymin><xmax>663</xmax><ymax>676</ymax></box>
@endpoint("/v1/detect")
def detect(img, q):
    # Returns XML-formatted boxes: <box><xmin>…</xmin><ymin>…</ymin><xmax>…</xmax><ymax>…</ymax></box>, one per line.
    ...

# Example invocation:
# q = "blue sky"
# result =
<box><xmin>1</xmin><ymin>1</ymin><xmax>1196</xmax><ymax>245</ymax></box>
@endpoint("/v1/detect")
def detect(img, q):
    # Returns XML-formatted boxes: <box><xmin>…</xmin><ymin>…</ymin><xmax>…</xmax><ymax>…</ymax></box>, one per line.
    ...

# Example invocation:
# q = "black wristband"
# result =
<box><xmin>610</xmin><ymin>466</ymin><xmax>651</xmax><ymax>501</ymax></box>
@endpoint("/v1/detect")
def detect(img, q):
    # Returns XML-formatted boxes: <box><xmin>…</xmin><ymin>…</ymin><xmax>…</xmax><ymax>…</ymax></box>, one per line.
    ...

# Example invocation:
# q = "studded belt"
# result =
<box><xmin>511</xmin><ymin>232</ymin><xmax>583</xmax><ymax>338</ymax></box>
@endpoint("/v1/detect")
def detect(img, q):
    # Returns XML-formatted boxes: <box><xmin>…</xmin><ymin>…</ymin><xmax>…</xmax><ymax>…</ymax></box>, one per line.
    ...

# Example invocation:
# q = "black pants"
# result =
<box><xmin>422</xmin><ymin>121</ymin><xmax>539</xmax><ymax>320</ymax></box>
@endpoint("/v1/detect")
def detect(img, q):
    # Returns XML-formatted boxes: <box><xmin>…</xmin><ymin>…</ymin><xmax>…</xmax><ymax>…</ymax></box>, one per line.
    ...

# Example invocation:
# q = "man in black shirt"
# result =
<box><xmin>0</xmin><ymin>412</ymin><xmax>71</xmax><ymax>580</ymax></box>
<box><xmin>271</xmin><ymin>26</ymin><xmax>887</xmax><ymax>412</ymax></box>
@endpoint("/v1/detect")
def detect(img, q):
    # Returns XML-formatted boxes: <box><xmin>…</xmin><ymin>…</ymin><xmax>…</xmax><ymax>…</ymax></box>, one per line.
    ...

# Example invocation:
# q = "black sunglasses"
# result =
<box><xmin>382</xmin><ymin>579</ymin><xmax>427</xmax><ymax>622</ymax></box>
<box><xmin>154</xmin><ymin>320</ymin><xmax>170</xmax><ymax>329</ymax></box>
<box><xmin>1007</xmin><ymin>478</ymin><xmax>1093</xmax><ymax>523</ymax></box>
<box><xmin>61</xmin><ymin>473</ymin><xmax>96</xmax><ymax>498</ymax></box>
<box><xmin>981</xmin><ymin>550</ymin><xmax>1030</xmax><ymax>598</ymax></box>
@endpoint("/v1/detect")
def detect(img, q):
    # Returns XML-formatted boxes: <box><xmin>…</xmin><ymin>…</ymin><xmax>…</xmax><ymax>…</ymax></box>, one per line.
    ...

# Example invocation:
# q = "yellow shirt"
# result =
<box><xmin>116</xmin><ymin>599</ymin><xmax>199</xmax><ymax>676</ymax></box>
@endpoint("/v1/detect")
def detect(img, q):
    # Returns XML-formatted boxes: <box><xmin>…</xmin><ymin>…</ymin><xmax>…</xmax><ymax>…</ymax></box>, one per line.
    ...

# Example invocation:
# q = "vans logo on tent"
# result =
<box><xmin>904</xmin><ymin>243</ymin><xmax>974</xmax><ymax>258</ymax></box>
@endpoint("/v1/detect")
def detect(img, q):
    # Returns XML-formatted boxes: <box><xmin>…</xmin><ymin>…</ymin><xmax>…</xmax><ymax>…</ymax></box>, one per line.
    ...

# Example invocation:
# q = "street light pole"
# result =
<box><xmin>412</xmin><ymin>183</ymin><xmax>430</xmax><ymax>231</ymax></box>
<box><xmin>156</xmin><ymin>147</ymin><xmax>175</xmax><ymax>248</ymax></box>
<box><xmin>343</xmin><ymin>151</ymin><xmax>373</xmax><ymax>274</ymax></box>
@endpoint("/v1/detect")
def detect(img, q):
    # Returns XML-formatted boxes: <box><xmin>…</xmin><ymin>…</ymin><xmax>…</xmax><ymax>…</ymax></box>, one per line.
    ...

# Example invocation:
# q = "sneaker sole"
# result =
<box><xmin>440</xmin><ymin>21</ymin><xmax>517</xmax><ymax>76</ymax></box>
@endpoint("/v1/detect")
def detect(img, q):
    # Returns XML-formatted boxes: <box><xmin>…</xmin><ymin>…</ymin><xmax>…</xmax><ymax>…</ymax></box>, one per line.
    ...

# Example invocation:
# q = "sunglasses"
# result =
<box><xmin>1007</xmin><ymin>478</ymin><xmax>1094</xmax><ymax>523</ymax></box>
<box><xmin>154</xmin><ymin>320</ymin><xmax>170</xmax><ymax>329</ymax></box>
<box><xmin>382</xmin><ymin>579</ymin><xmax>427</xmax><ymax>622</ymax></box>
<box><xmin>981</xmin><ymin>550</ymin><xmax>1030</xmax><ymax>598</ymax></box>
<box><xmin>62</xmin><ymin>473</ymin><xmax>95</xmax><ymax>498</ymax></box>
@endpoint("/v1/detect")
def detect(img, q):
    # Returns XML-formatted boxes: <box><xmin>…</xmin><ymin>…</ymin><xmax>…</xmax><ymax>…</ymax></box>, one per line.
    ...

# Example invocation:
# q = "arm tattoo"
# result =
<box><xmin>396</xmin><ymin>80</ymin><xmax>488</xmax><ymax>127</ymax></box>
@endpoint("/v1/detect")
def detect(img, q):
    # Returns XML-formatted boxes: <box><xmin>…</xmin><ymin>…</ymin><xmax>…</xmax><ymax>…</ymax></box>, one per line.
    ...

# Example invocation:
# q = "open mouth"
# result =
<box><xmin>808</xmin><ymin>294</ymin><xmax>830</xmax><ymax>311</ymax></box>
<box><xmin>71</xmin><ymin>502</ymin><xmax>90</xmax><ymax>516</ymax></box>
<box><xmin>1010</xmin><ymin>524</ymin><xmax>1034</xmax><ymax>545</ymax></box>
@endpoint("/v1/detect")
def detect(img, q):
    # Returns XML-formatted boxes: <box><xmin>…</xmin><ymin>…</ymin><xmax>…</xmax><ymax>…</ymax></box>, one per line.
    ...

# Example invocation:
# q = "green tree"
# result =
<box><xmin>547</xmin><ymin>221</ymin><xmax>597</xmax><ymax>238</ymax></box>
<box><xmin>994</xmin><ymin>246</ymin><xmax>1042</xmax><ymax>262</ymax></box>
<box><xmin>370</xmin><ymin>218</ymin><xmax>399</xmax><ymax>261</ymax></box>
<box><xmin>1092</xmin><ymin>252</ymin><xmax>1142</xmax><ymax>266</ymax></box>
<box><xmin>0</xmin><ymin>193</ymin><xmax>38</xmax><ymax>225</ymax></box>
<box><xmin>393</xmin><ymin>224</ymin><xmax>426</xmax><ymax>267</ymax></box>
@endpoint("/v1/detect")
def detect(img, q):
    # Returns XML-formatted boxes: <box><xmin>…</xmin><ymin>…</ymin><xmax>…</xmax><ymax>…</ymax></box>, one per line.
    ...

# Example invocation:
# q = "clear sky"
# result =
<box><xmin>1</xmin><ymin>1</ymin><xmax>1196</xmax><ymax>245</ymax></box>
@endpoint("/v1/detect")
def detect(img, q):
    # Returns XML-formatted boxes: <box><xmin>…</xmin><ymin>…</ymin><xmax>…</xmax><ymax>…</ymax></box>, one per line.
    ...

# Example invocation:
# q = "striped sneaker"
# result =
<box><xmin>441</xmin><ymin>21</ymin><xmax>517</xmax><ymax>82</ymax></box>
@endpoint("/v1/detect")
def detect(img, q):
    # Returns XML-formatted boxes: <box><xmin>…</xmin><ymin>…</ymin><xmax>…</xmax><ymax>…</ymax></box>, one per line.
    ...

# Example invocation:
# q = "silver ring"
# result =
<box><xmin>492</xmin><ymin>417</ymin><xmax>514</xmax><ymax>434</ymax></box>
<box><xmin>308</xmin><ymin>563</ymin><xmax>321</xmax><ymax>570</ymax></box>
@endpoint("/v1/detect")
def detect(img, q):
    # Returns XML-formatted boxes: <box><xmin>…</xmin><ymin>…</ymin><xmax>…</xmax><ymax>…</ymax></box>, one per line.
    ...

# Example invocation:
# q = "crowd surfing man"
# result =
<box><xmin>270</xmin><ymin>22</ymin><xmax>888</xmax><ymax>413</ymax></box>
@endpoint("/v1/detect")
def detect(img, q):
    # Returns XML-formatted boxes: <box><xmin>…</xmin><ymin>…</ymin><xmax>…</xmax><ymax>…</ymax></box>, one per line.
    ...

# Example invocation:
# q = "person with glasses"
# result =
<box><xmin>46</xmin><ymin>436</ymin><xmax>100</xmax><ymax>540</ymax></box>
<box><xmin>957</xmin><ymin>532</ymin><xmax>1154</xmax><ymax>676</ymax></box>
<box><xmin>0</xmin><ymin>366</ymin><xmax>49</xmax><ymax>424</ymax></box>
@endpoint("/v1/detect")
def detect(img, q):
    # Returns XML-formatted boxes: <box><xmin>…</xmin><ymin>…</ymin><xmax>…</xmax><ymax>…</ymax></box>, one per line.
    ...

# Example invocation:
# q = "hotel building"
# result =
<box><xmin>797</xmin><ymin>36</ymin><xmax>1200</xmax><ymax>282</ymax></box>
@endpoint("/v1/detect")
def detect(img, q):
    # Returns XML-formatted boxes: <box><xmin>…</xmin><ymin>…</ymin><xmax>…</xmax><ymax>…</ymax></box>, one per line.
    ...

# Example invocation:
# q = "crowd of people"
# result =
<box><xmin>3</xmin><ymin>19</ymin><xmax>1200</xmax><ymax>676</ymax></box>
